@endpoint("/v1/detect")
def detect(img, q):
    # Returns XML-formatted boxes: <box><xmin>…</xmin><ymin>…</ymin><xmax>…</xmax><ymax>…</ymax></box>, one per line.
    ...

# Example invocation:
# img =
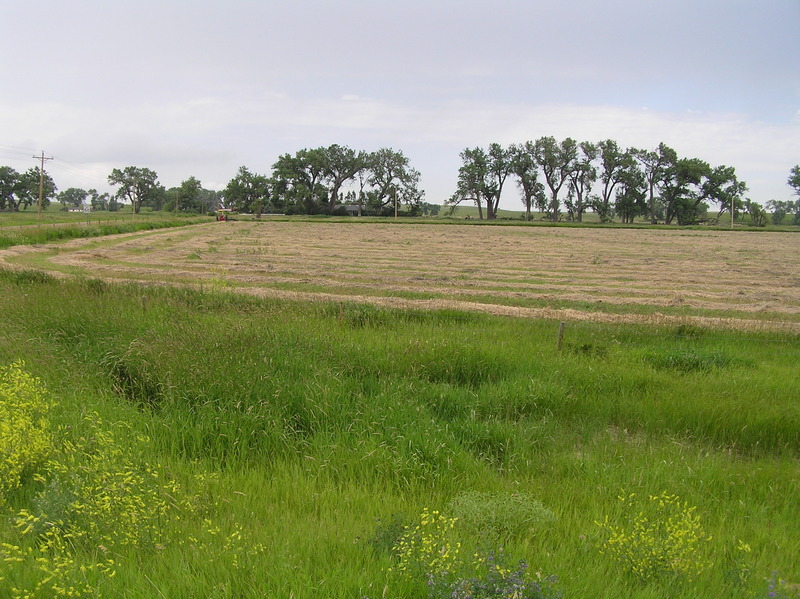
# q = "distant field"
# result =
<box><xmin>1</xmin><ymin>220</ymin><xmax>798</xmax><ymax>331</ymax></box>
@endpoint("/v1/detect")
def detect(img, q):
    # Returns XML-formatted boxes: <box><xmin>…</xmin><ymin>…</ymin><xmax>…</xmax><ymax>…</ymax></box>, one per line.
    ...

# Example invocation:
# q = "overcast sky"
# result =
<box><xmin>1</xmin><ymin>0</ymin><xmax>798</xmax><ymax>210</ymax></box>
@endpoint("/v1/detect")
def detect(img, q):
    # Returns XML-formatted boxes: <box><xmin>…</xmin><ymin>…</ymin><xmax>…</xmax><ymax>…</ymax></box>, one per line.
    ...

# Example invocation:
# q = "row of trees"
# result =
<box><xmin>0</xmin><ymin>166</ymin><xmax>56</xmax><ymax>212</ymax></box>
<box><xmin>766</xmin><ymin>166</ymin><xmax>800</xmax><ymax>225</ymax></box>
<box><xmin>448</xmin><ymin>138</ymin><xmax>756</xmax><ymax>225</ymax></box>
<box><xmin>105</xmin><ymin>168</ymin><xmax>220</xmax><ymax>214</ymax></box>
<box><xmin>0</xmin><ymin>165</ymin><xmax>220</xmax><ymax>215</ymax></box>
<box><xmin>2</xmin><ymin>152</ymin><xmax>798</xmax><ymax>226</ymax></box>
<box><xmin>222</xmin><ymin>145</ymin><xmax>430</xmax><ymax>216</ymax></box>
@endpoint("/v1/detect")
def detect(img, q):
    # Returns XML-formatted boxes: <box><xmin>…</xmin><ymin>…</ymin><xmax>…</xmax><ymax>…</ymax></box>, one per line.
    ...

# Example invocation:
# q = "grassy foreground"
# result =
<box><xmin>0</xmin><ymin>270</ymin><xmax>798</xmax><ymax>598</ymax></box>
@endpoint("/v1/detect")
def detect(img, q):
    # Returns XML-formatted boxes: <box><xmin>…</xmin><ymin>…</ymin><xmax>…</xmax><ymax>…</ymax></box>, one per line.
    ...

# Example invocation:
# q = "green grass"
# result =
<box><xmin>0</xmin><ymin>271</ymin><xmax>798</xmax><ymax>598</ymax></box>
<box><xmin>0</xmin><ymin>212</ymin><xmax>212</xmax><ymax>249</ymax></box>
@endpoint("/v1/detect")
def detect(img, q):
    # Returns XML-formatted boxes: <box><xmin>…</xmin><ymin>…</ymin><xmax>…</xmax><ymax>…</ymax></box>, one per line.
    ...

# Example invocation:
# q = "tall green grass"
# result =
<box><xmin>0</xmin><ymin>215</ymin><xmax>210</xmax><ymax>249</ymax></box>
<box><xmin>1</xmin><ymin>270</ymin><xmax>798</xmax><ymax>598</ymax></box>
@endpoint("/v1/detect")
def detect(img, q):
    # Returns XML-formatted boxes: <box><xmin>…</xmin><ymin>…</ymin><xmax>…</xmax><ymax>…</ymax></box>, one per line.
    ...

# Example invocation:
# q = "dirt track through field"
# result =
<box><xmin>3</xmin><ymin>220</ymin><xmax>799</xmax><ymax>332</ymax></box>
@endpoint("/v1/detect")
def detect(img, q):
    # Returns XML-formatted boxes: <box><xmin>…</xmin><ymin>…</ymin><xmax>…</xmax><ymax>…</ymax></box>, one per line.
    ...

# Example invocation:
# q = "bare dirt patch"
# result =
<box><xmin>3</xmin><ymin>221</ymin><xmax>799</xmax><ymax>332</ymax></box>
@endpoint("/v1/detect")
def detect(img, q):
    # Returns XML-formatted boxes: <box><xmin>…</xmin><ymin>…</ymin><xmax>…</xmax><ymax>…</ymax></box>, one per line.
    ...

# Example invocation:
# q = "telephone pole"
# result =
<box><xmin>33</xmin><ymin>151</ymin><xmax>54</xmax><ymax>223</ymax></box>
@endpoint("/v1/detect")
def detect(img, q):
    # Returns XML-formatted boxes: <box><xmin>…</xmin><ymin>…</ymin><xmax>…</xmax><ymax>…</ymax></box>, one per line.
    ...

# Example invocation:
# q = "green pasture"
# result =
<box><xmin>0</xmin><ymin>270</ymin><xmax>798</xmax><ymax>598</ymax></box>
<box><xmin>0</xmin><ymin>210</ymin><xmax>212</xmax><ymax>249</ymax></box>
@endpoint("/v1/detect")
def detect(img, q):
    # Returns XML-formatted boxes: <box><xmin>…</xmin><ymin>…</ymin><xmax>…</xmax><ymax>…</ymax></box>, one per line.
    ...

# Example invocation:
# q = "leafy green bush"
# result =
<box><xmin>0</xmin><ymin>361</ymin><xmax>54</xmax><ymax>505</ymax></box>
<box><xmin>447</xmin><ymin>491</ymin><xmax>555</xmax><ymax>544</ymax></box>
<box><xmin>596</xmin><ymin>491</ymin><xmax>713</xmax><ymax>582</ymax></box>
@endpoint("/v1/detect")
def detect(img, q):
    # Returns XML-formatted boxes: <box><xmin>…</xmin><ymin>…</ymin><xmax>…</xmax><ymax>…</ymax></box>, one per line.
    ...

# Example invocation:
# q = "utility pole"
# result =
<box><xmin>33</xmin><ymin>151</ymin><xmax>54</xmax><ymax>224</ymax></box>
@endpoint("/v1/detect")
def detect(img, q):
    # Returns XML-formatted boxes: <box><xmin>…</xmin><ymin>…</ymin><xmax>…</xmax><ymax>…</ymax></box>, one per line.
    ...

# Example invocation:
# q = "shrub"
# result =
<box><xmin>0</xmin><ymin>361</ymin><xmax>54</xmax><ymax>505</ymax></box>
<box><xmin>391</xmin><ymin>508</ymin><xmax>461</xmax><ymax>585</ymax></box>
<box><xmin>596</xmin><ymin>491</ymin><xmax>713</xmax><ymax>582</ymax></box>
<box><xmin>432</xmin><ymin>551</ymin><xmax>562</xmax><ymax>599</ymax></box>
<box><xmin>447</xmin><ymin>491</ymin><xmax>555</xmax><ymax>544</ymax></box>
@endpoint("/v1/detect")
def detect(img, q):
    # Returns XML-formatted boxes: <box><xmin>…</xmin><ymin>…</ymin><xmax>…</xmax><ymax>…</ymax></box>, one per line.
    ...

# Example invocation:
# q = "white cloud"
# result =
<box><xmin>3</xmin><ymin>92</ymin><xmax>797</xmax><ymax>204</ymax></box>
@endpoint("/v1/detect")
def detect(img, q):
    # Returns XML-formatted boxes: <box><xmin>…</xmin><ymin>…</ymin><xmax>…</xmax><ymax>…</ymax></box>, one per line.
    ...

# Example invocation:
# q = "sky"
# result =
<box><xmin>1</xmin><ymin>0</ymin><xmax>798</xmax><ymax>211</ymax></box>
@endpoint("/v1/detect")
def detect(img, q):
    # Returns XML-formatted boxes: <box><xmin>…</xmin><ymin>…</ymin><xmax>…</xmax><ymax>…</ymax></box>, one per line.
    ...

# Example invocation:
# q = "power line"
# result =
<box><xmin>33</xmin><ymin>151</ymin><xmax>54</xmax><ymax>223</ymax></box>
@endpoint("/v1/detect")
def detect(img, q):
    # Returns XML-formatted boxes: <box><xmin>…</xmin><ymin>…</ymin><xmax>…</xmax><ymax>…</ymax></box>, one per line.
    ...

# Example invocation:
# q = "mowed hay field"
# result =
<box><xmin>2</xmin><ymin>219</ymin><xmax>800</xmax><ymax>598</ymax></box>
<box><xmin>3</xmin><ymin>220</ymin><xmax>799</xmax><ymax>331</ymax></box>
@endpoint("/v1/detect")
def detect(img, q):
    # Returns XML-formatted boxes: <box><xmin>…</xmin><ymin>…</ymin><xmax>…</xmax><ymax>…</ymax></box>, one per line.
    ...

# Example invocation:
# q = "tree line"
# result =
<box><xmin>447</xmin><ymin>138</ymin><xmax>779</xmax><ymax>225</ymax></box>
<box><xmin>223</xmin><ymin>145</ymin><xmax>433</xmax><ymax>217</ymax></box>
<box><xmin>1</xmin><ymin>147</ymin><xmax>798</xmax><ymax>226</ymax></box>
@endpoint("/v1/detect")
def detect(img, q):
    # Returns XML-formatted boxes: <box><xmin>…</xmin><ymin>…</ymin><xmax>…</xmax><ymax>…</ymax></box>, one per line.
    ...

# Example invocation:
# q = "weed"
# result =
<box><xmin>391</xmin><ymin>508</ymin><xmax>461</xmax><ymax>584</ymax></box>
<box><xmin>596</xmin><ymin>491</ymin><xmax>713</xmax><ymax>582</ymax></box>
<box><xmin>0</xmin><ymin>268</ymin><xmax>55</xmax><ymax>286</ymax></box>
<box><xmin>433</xmin><ymin>551</ymin><xmax>561</xmax><ymax>599</ymax></box>
<box><xmin>367</xmin><ymin>513</ymin><xmax>411</xmax><ymax>555</ymax></box>
<box><xmin>0</xmin><ymin>361</ymin><xmax>54</xmax><ymax>505</ymax></box>
<box><xmin>447</xmin><ymin>491</ymin><xmax>555</xmax><ymax>544</ymax></box>
<box><xmin>643</xmin><ymin>349</ymin><xmax>737</xmax><ymax>373</ymax></box>
<box><xmin>761</xmin><ymin>572</ymin><xmax>800</xmax><ymax>599</ymax></box>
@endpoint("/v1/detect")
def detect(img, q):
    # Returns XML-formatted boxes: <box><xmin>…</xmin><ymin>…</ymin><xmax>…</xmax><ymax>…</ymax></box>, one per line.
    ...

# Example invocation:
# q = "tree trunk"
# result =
<box><xmin>648</xmin><ymin>181</ymin><xmax>657</xmax><ymax>224</ymax></box>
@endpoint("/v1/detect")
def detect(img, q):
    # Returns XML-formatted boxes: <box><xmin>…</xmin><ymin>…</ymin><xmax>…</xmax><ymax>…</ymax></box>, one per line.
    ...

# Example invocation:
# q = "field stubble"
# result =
<box><xmin>1</xmin><ymin>220</ymin><xmax>799</xmax><ymax>332</ymax></box>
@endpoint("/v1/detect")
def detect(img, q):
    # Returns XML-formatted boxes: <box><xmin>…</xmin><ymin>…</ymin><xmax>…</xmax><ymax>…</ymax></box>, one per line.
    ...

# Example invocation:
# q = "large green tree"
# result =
<box><xmin>534</xmin><ymin>136</ymin><xmax>577</xmax><ymax>222</ymax></box>
<box><xmin>272</xmin><ymin>148</ymin><xmax>328</xmax><ymax>214</ymax></box>
<box><xmin>632</xmin><ymin>144</ymin><xmax>672</xmax><ymax>224</ymax></box>
<box><xmin>0</xmin><ymin>166</ymin><xmax>20</xmax><ymax>211</ymax></box>
<box><xmin>1</xmin><ymin>167</ymin><xmax>56</xmax><ymax>211</ymax></box>
<box><xmin>363</xmin><ymin>148</ymin><xmax>423</xmax><ymax>215</ymax></box>
<box><xmin>448</xmin><ymin>144</ymin><xmax>512</xmax><ymax>220</ymax></box>
<box><xmin>448</xmin><ymin>146</ymin><xmax>490</xmax><ymax>220</ymax></box>
<box><xmin>788</xmin><ymin>165</ymin><xmax>800</xmax><ymax>198</ymax></box>
<box><xmin>88</xmin><ymin>189</ymin><xmax>112</xmax><ymax>211</ymax></box>
<box><xmin>596</xmin><ymin>140</ymin><xmax>635</xmax><ymax>223</ymax></box>
<box><xmin>653</xmin><ymin>148</ymin><xmax>712</xmax><ymax>225</ymax></box>
<box><xmin>509</xmin><ymin>142</ymin><xmax>545</xmax><ymax>221</ymax></box>
<box><xmin>108</xmin><ymin>167</ymin><xmax>162</xmax><ymax>214</ymax></box>
<box><xmin>223</xmin><ymin>167</ymin><xmax>271</xmax><ymax>215</ymax></box>
<box><xmin>566</xmin><ymin>141</ymin><xmax>598</xmax><ymax>222</ymax></box>
<box><xmin>614</xmin><ymin>163</ymin><xmax>647</xmax><ymax>224</ymax></box>
<box><xmin>322</xmin><ymin>144</ymin><xmax>368</xmax><ymax>212</ymax></box>
<box><xmin>57</xmin><ymin>187</ymin><xmax>88</xmax><ymax>211</ymax></box>
<box><xmin>701</xmin><ymin>165</ymin><xmax>747</xmax><ymax>224</ymax></box>
<box><xmin>176</xmin><ymin>176</ymin><xmax>202</xmax><ymax>212</ymax></box>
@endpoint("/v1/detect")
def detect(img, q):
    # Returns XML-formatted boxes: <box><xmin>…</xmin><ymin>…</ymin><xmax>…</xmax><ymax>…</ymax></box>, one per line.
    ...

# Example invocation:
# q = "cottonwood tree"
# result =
<box><xmin>535</xmin><ymin>136</ymin><xmax>577</xmax><ymax>222</ymax></box>
<box><xmin>789</xmin><ymin>165</ymin><xmax>800</xmax><ymax>197</ymax></box>
<box><xmin>224</xmin><ymin>167</ymin><xmax>271</xmax><ymax>215</ymax></box>
<box><xmin>1</xmin><ymin>167</ymin><xmax>56</xmax><ymax>211</ymax></box>
<box><xmin>448</xmin><ymin>147</ymin><xmax>489</xmax><ymax>219</ymax></box>
<box><xmin>510</xmin><ymin>141</ymin><xmax>545</xmax><ymax>221</ymax></box>
<box><xmin>322</xmin><ymin>144</ymin><xmax>368</xmax><ymax>212</ymax></box>
<box><xmin>272</xmin><ymin>148</ymin><xmax>329</xmax><ymax>214</ymax></box>
<box><xmin>448</xmin><ymin>144</ymin><xmax>512</xmax><ymax>220</ymax></box>
<box><xmin>174</xmin><ymin>176</ymin><xmax>203</xmax><ymax>212</ymax></box>
<box><xmin>364</xmin><ymin>147</ymin><xmax>423</xmax><ymax>215</ymax></box>
<box><xmin>596</xmin><ymin>140</ymin><xmax>634</xmax><ymax>223</ymax></box>
<box><xmin>108</xmin><ymin>167</ymin><xmax>162</xmax><ymax>214</ymax></box>
<box><xmin>0</xmin><ymin>166</ymin><xmax>21</xmax><ymax>211</ymax></box>
<box><xmin>654</xmin><ymin>149</ymin><xmax>711</xmax><ymax>225</ymax></box>
<box><xmin>57</xmin><ymin>187</ymin><xmax>88</xmax><ymax>211</ymax></box>
<box><xmin>632</xmin><ymin>144</ymin><xmax>672</xmax><ymax>224</ymax></box>
<box><xmin>88</xmin><ymin>189</ymin><xmax>111</xmax><ymax>211</ymax></box>
<box><xmin>765</xmin><ymin>199</ymin><xmax>799</xmax><ymax>225</ymax></box>
<box><xmin>701</xmin><ymin>165</ymin><xmax>747</xmax><ymax>224</ymax></box>
<box><xmin>566</xmin><ymin>141</ymin><xmax>597</xmax><ymax>222</ymax></box>
<box><xmin>745</xmin><ymin>199</ymin><xmax>768</xmax><ymax>226</ymax></box>
<box><xmin>614</xmin><ymin>163</ymin><xmax>647</xmax><ymax>224</ymax></box>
